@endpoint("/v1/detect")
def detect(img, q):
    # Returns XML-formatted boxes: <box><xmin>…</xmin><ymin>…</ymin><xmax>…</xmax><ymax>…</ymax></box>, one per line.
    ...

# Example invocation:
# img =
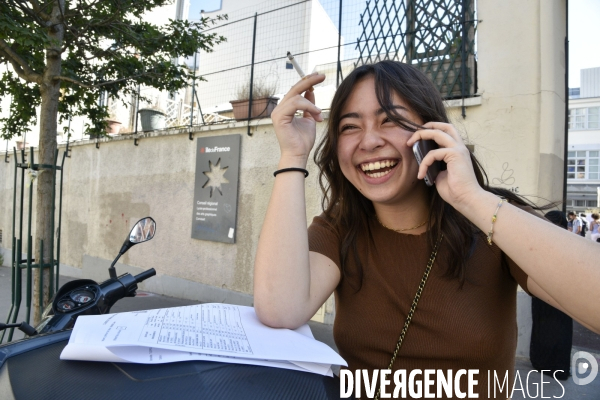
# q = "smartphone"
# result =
<box><xmin>412</xmin><ymin>140</ymin><xmax>441</xmax><ymax>186</ymax></box>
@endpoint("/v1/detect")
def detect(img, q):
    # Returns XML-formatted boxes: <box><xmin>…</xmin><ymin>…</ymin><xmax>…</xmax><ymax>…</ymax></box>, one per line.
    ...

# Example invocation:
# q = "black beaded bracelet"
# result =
<box><xmin>273</xmin><ymin>168</ymin><xmax>309</xmax><ymax>178</ymax></box>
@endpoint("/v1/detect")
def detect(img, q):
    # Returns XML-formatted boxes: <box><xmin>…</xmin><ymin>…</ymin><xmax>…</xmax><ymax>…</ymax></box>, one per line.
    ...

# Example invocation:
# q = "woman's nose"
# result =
<box><xmin>359</xmin><ymin>126</ymin><xmax>385</xmax><ymax>151</ymax></box>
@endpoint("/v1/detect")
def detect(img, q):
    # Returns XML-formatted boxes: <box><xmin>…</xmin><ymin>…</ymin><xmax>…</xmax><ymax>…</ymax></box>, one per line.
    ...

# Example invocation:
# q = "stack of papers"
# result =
<box><xmin>60</xmin><ymin>303</ymin><xmax>346</xmax><ymax>376</ymax></box>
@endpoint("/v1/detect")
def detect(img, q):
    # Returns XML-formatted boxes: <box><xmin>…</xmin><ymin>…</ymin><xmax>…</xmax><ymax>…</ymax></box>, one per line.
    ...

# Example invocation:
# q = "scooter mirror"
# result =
<box><xmin>109</xmin><ymin>217</ymin><xmax>156</xmax><ymax>279</ymax></box>
<box><xmin>129</xmin><ymin>217</ymin><xmax>156</xmax><ymax>244</ymax></box>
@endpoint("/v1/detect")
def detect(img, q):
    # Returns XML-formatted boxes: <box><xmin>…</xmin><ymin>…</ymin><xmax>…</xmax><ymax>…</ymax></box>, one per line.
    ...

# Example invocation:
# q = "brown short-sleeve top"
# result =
<box><xmin>308</xmin><ymin>213</ymin><xmax>531</xmax><ymax>398</ymax></box>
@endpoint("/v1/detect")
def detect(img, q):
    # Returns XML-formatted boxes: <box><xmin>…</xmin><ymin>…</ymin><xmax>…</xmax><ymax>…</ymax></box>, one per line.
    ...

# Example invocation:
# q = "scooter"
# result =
<box><xmin>1</xmin><ymin>216</ymin><xmax>158</xmax><ymax>338</ymax></box>
<box><xmin>0</xmin><ymin>217</ymin><xmax>343</xmax><ymax>399</ymax></box>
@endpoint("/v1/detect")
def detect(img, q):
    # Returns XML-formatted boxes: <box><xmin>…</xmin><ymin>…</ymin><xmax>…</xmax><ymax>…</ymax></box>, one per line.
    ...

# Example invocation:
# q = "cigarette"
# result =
<box><xmin>287</xmin><ymin>51</ymin><xmax>305</xmax><ymax>78</ymax></box>
<box><xmin>287</xmin><ymin>51</ymin><xmax>313</xmax><ymax>91</ymax></box>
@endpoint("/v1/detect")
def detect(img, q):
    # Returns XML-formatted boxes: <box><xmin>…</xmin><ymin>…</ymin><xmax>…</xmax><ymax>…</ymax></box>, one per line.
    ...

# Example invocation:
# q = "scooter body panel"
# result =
<box><xmin>0</xmin><ymin>330</ymin><xmax>345</xmax><ymax>399</ymax></box>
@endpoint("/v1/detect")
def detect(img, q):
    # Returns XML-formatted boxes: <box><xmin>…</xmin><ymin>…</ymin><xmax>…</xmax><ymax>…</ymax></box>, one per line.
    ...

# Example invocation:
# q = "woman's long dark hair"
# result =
<box><xmin>314</xmin><ymin>60</ymin><xmax>548</xmax><ymax>287</ymax></box>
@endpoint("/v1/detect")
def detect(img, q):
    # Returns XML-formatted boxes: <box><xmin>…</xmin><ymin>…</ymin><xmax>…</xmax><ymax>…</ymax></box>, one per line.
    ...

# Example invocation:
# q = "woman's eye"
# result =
<box><xmin>340</xmin><ymin>124</ymin><xmax>357</xmax><ymax>132</ymax></box>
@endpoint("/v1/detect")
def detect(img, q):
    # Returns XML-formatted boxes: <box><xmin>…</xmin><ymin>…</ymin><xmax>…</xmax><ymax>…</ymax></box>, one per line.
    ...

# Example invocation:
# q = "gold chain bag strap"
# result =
<box><xmin>374</xmin><ymin>235</ymin><xmax>443</xmax><ymax>400</ymax></box>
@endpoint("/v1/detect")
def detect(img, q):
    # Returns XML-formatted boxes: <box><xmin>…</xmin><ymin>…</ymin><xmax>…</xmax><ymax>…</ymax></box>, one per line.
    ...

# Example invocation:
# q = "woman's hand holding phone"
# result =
<box><xmin>407</xmin><ymin>122</ymin><xmax>484</xmax><ymax>213</ymax></box>
<box><xmin>271</xmin><ymin>73</ymin><xmax>326</xmax><ymax>166</ymax></box>
<box><xmin>412</xmin><ymin>140</ymin><xmax>441</xmax><ymax>187</ymax></box>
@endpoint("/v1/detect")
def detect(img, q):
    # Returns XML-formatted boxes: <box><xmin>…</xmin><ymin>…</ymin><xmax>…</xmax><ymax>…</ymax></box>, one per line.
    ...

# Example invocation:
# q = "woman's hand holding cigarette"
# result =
<box><xmin>271</xmin><ymin>73</ymin><xmax>326</xmax><ymax>166</ymax></box>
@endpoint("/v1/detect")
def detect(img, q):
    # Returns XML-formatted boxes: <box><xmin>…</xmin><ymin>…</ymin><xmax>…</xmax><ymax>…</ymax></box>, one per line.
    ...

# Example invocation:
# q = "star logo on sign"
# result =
<box><xmin>202</xmin><ymin>158</ymin><xmax>229</xmax><ymax>197</ymax></box>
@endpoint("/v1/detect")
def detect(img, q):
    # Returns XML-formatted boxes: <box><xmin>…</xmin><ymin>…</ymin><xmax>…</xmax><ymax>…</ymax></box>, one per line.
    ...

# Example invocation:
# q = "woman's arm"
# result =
<box><xmin>253</xmin><ymin>73</ymin><xmax>340</xmax><ymax>329</ymax></box>
<box><xmin>527</xmin><ymin>277</ymin><xmax>597</xmax><ymax>332</ymax></box>
<box><xmin>459</xmin><ymin>190</ymin><xmax>600</xmax><ymax>333</ymax></box>
<box><xmin>408</xmin><ymin>122</ymin><xmax>600</xmax><ymax>334</ymax></box>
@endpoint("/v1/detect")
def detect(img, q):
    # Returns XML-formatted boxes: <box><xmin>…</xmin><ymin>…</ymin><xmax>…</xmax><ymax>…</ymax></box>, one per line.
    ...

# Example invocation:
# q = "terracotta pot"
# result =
<box><xmin>15</xmin><ymin>141</ymin><xmax>28</xmax><ymax>150</ymax></box>
<box><xmin>105</xmin><ymin>120</ymin><xmax>122</xmax><ymax>134</ymax></box>
<box><xmin>230</xmin><ymin>97</ymin><xmax>279</xmax><ymax>121</ymax></box>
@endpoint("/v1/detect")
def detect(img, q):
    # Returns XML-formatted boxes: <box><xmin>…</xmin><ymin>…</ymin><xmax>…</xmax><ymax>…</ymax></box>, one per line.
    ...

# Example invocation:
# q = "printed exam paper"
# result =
<box><xmin>60</xmin><ymin>303</ymin><xmax>346</xmax><ymax>376</ymax></box>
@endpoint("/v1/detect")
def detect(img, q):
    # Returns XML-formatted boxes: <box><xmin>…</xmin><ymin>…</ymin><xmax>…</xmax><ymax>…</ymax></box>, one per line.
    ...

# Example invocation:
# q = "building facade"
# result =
<box><xmin>567</xmin><ymin>67</ymin><xmax>600</xmax><ymax>213</ymax></box>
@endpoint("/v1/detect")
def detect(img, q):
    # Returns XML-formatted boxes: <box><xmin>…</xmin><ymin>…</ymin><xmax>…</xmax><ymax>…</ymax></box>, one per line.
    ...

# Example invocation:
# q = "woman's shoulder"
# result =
<box><xmin>308</xmin><ymin>212</ymin><xmax>343</xmax><ymax>244</ymax></box>
<box><xmin>310</xmin><ymin>212</ymin><xmax>336</xmax><ymax>231</ymax></box>
<box><xmin>307</xmin><ymin>213</ymin><xmax>345</xmax><ymax>269</ymax></box>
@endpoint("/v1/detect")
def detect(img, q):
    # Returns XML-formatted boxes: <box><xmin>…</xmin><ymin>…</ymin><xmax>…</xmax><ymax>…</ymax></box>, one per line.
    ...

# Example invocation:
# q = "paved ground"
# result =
<box><xmin>1</xmin><ymin>266</ymin><xmax>599</xmax><ymax>398</ymax></box>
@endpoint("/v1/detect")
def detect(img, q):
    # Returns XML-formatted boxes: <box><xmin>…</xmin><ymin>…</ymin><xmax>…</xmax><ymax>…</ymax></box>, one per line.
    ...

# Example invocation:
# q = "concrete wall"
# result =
<box><xmin>0</xmin><ymin>120</ymin><xmax>333</xmax><ymax>319</ymax></box>
<box><xmin>446</xmin><ymin>0</ymin><xmax>566</xmax><ymax>205</ymax></box>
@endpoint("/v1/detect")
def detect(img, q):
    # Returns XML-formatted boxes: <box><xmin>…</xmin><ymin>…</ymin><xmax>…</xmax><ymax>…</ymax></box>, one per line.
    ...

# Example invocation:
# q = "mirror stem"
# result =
<box><xmin>109</xmin><ymin>253</ymin><xmax>122</xmax><ymax>279</ymax></box>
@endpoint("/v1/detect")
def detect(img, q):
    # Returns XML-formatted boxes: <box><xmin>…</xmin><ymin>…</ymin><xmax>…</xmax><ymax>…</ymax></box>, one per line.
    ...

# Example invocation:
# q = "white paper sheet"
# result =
<box><xmin>60</xmin><ymin>304</ymin><xmax>343</xmax><ymax>376</ymax></box>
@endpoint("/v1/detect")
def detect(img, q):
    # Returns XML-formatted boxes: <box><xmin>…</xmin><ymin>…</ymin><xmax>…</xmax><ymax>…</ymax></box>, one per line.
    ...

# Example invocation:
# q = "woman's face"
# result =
<box><xmin>336</xmin><ymin>76</ymin><xmax>427</xmax><ymax>206</ymax></box>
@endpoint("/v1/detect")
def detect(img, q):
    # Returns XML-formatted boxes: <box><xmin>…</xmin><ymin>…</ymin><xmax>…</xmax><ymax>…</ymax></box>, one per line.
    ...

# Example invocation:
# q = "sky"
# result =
<box><xmin>568</xmin><ymin>0</ymin><xmax>600</xmax><ymax>88</ymax></box>
<box><xmin>189</xmin><ymin>0</ymin><xmax>221</xmax><ymax>16</ymax></box>
<box><xmin>189</xmin><ymin>0</ymin><xmax>600</xmax><ymax>88</ymax></box>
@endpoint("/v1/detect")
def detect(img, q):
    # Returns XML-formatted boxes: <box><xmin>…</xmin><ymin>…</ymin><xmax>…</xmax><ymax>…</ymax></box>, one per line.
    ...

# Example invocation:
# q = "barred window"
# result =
<box><xmin>355</xmin><ymin>0</ymin><xmax>476</xmax><ymax>99</ymax></box>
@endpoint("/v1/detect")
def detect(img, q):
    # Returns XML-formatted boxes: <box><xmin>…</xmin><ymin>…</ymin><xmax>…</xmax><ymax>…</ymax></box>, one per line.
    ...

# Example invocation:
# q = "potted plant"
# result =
<box><xmin>105</xmin><ymin>112</ymin><xmax>122</xmax><ymax>135</ymax></box>
<box><xmin>138</xmin><ymin>99</ymin><xmax>166</xmax><ymax>131</ymax></box>
<box><xmin>15</xmin><ymin>140</ymin><xmax>29</xmax><ymax>150</ymax></box>
<box><xmin>230</xmin><ymin>78</ymin><xmax>279</xmax><ymax>121</ymax></box>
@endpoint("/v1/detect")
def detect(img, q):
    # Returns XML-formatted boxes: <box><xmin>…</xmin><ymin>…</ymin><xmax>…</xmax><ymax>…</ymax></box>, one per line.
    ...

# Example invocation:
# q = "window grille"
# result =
<box><xmin>355</xmin><ymin>0</ymin><xmax>477</xmax><ymax>99</ymax></box>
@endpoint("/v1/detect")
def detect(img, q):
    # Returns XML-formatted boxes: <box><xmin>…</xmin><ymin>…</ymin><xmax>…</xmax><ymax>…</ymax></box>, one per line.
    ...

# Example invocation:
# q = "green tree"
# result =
<box><xmin>0</xmin><ymin>0</ymin><xmax>225</xmax><ymax>323</ymax></box>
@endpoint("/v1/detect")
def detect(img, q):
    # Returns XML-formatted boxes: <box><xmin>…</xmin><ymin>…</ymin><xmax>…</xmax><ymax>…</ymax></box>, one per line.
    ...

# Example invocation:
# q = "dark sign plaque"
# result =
<box><xmin>191</xmin><ymin>134</ymin><xmax>241</xmax><ymax>243</ymax></box>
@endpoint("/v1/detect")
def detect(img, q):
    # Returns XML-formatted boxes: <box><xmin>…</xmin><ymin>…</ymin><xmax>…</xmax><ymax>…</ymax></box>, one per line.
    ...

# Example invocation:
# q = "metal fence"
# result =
<box><xmin>180</xmin><ymin>0</ymin><xmax>477</xmax><ymax>133</ymax></box>
<box><xmin>4</xmin><ymin>0</ymin><xmax>477</xmax><ymax>143</ymax></box>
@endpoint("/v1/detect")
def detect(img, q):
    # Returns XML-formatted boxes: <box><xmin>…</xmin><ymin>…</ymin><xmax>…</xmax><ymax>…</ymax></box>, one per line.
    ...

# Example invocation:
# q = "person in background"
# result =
<box><xmin>579</xmin><ymin>213</ymin><xmax>588</xmax><ymax>238</ymax></box>
<box><xmin>590</xmin><ymin>213</ymin><xmax>600</xmax><ymax>242</ymax></box>
<box><xmin>529</xmin><ymin>210</ymin><xmax>572</xmax><ymax>381</ymax></box>
<box><xmin>568</xmin><ymin>211</ymin><xmax>581</xmax><ymax>235</ymax></box>
<box><xmin>567</xmin><ymin>215</ymin><xmax>573</xmax><ymax>232</ymax></box>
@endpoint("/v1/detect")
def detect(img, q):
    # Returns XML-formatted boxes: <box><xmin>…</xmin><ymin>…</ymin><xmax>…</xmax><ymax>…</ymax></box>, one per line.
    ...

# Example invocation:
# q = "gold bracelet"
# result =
<box><xmin>487</xmin><ymin>197</ymin><xmax>507</xmax><ymax>245</ymax></box>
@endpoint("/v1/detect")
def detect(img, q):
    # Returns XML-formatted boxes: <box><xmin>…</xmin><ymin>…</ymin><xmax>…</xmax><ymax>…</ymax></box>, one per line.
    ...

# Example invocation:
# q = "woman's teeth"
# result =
<box><xmin>366</xmin><ymin>170</ymin><xmax>391</xmax><ymax>178</ymax></box>
<box><xmin>360</xmin><ymin>160</ymin><xmax>398</xmax><ymax>178</ymax></box>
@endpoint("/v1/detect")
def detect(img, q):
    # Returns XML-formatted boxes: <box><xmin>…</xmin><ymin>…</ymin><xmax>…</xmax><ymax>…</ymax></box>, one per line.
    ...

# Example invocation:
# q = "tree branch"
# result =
<box><xmin>26</xmin><ymin>0</ymin><xmax>51</xmax><ymax>20</ymax></box>
<box><xmin>52</xmin><ymin>75</ymin><xmax>91</xmax><ymax>88</ymax></box>
<box><xmin>9</xmin><ymin>0</ymin><xmax>50</xmax><ymax>26</ymax></box>
<box><xmin>0</xmin><ymin>39</ymin><xmax>42</xmax><ymax>83</ymax></box>
<box><xmin>53</xmin><ymin>73</ymin><xmax>146</xmax><ymax>88</ymax></box>
<box><xmin>66</xmin><ymin>0</ymin><xmax>102</xmax><ymax>16</ymax></box>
